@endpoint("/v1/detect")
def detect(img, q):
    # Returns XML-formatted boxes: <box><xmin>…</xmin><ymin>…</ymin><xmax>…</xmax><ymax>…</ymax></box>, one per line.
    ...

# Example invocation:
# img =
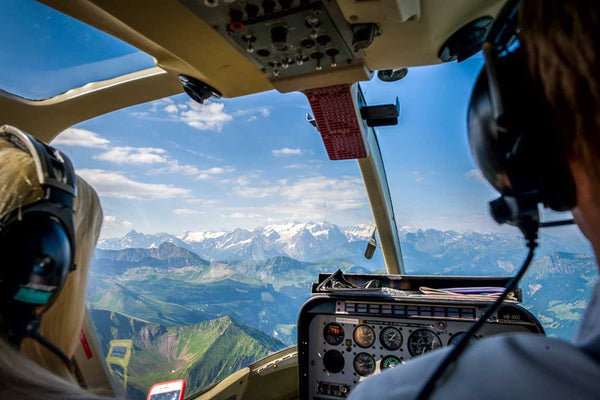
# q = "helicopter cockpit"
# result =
<box><xmin>0</xmin><ymin>1</ymin><xmax>595</xmax><ymax>400</ymax></box>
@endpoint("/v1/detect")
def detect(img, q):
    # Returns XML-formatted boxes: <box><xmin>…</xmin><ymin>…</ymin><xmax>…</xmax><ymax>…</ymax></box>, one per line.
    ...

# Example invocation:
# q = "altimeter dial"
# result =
<box><xmin>380</xmin><ymin>327</ymin><xmax>403</xmax><ymax>350</ymax></box>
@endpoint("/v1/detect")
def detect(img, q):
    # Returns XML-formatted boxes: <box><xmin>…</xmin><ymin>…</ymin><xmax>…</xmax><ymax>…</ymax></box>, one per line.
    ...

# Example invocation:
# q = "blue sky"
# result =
<box><xmin>51</xmin><ymin>59</ymin><xmax>512</xmax><ymax>239</ymax></box>
<box><xmin>2</xmin><ymin>0</ymin><xmax>573</xmax><ymax>239</ymax></box>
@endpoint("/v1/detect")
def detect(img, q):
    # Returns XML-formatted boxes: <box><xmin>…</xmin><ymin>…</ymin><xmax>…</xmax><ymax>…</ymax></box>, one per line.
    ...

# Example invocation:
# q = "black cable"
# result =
<box><xmin>30</xmin><ymin>330</ymin><xmax>76</xmax><ymax>375</ymax></box>
<box><xmin>415</xmin><ymin>241</ymin><xmax>537</xmax><ymax>400</ymax></box>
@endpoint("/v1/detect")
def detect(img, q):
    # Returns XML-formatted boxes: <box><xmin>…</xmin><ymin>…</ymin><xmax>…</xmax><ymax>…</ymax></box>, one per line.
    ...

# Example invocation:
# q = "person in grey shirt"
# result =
<box><xmin>350</xmin><ymin>0</ymin><xmax>600</xmax><ymax>399</ymax></box>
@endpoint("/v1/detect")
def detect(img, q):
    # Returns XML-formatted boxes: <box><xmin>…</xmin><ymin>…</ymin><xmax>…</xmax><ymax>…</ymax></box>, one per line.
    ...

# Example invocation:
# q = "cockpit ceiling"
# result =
<box><xmin>38</xmin><ymin>0</ymin><xmax>505</xmax><ymax>98</ymax></box>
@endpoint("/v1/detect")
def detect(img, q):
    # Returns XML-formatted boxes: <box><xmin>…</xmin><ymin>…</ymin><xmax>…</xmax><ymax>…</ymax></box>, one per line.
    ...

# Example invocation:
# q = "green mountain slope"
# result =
<box><xmin>94</xmin><ymin>282</ymin><xmax>209</xmax><ymax>326</ymax></box>
<box><xmin>90</xmin><ymin>309</ymin><xmax>284</xmax><ymax>399</ymax></box>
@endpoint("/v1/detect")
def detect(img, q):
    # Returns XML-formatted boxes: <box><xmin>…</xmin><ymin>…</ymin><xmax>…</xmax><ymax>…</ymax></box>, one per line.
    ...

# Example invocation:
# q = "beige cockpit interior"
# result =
<box><xmin>0</xmin><ymin>1</ymin><xmax>507</xmax><ymax>398</ymax></box>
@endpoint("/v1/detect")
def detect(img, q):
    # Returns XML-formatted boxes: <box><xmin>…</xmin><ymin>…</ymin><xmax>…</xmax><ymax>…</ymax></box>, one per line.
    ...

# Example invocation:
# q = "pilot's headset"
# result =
<box><xmin>416</xmin><ymin>3</ymin><xmax>578</xmax><ymax>398</ymax></box>
<box><xmin>0</xmin><ymin>125</ymin><xmax>77</xmax><ymax>348</ymax></box>
<box><xmin>467</xmin><ymin>0</ymin><xmax>576</xmax><ymax>242</ymax></box>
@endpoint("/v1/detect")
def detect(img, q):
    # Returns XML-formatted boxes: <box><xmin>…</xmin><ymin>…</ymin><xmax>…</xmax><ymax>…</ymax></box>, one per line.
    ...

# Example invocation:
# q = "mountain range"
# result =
<box><xmin>98</xmin><ymin>222</ymin><xmax>384</xmax><ymax>269</ymax></box>
<box><xmin>97</xmin><ymin>221</ymin><xmax>592</xmax><ymax>275</ymax></box>
<box><xmin>89</xmin><ymin>221</ymin><xmax>598</xmax><ymax>397</ymax></box>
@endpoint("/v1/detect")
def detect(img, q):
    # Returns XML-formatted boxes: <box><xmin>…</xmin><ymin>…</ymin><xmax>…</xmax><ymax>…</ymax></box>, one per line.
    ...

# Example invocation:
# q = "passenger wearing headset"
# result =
<box><xmin>350</xmin><ymin>0</ymin><xmax>600</xmax><ymax>399</ymax></box>
<box><xmin>0</xmin><ymin>125</ymin><xmax>106</xmax><ymax>399</ymax></box>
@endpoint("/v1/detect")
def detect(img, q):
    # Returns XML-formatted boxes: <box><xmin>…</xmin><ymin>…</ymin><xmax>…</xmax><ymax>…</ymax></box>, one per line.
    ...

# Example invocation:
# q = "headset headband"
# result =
<box><xmin>0</xmin><ymin>125</ymin><xmax>76</xmax><ymax>197</ymax></box>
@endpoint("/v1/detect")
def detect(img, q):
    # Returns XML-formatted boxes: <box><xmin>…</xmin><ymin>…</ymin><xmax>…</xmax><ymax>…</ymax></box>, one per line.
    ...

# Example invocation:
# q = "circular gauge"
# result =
<box><xmin>448</xmin><ymin>332</ymin><xmax>479</xmax><ymax>346</ymax></box>
<box><xmin>323</xmin><ymin>323</ymin><xmax>345</xmax><ymax>346</ymax></box>
<box><xmin>353</xmin><ymin>353</ymin><xmax>376</xmax><ymax>376</ymax></box>
<box><xmin>407</xmin><ymin>329</ymin><xmax>442</xmax><ymax>357</ymax></box>
<box><xmin>380</xmin><ymin>327</ymin><xmax>403</xmax><ymax>351</ymax></box>
<box><xmin>323</xmin><ymin>350</ymin><xmax>345</xmax><ymax>373</ymax></box>
<box><xmin>380</xmin><ymin>355</ymin><xmax>403</xmax><ymax>370</ymax></box>
<box><xmin>353</xmin><ymin>325</ymin><xmax>375</xmax><ymax>348</ymax></box>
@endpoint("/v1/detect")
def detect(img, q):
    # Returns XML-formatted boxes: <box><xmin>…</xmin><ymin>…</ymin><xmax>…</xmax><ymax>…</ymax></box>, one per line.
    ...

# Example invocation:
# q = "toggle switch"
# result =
<box><xmin>311</xmin><ymin>51</ymin><xmax>324</xmax><ymax>70</ymax></box>
<box><xmin>326</xmin><ymin>48</ymin><xmax>340</xmax><ymax>67</ymax></box>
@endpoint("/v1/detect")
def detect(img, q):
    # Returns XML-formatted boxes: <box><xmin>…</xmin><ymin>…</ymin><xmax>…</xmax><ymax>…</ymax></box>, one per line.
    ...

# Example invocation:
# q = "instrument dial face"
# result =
<box><xmin>353</xmin><ymin>352</ymin><xmax>376</xmax><ymax>376</ymax></box>
<box><xmin>407</xmin><ymin>329</ymin><xmax>442</xmax><ymax>357</ymax></box>
<box><xmin>380</xmin><ymin>327</ymin><xmax>403</xmax><ymax>351</ymax></box>
<box><xmin>323</xmin><ymin>323</ymin><xmax>345</xmax><ymax>346</ymax></box>
<box><xmin>322</xmin><ymin>350</ymin><xmax>345</xmax><ymax>373</ymax></box>
<box><xmin>353</xmin><ymin>325</ymin><xmax>375</xmax><ymax>348</ymax></box>
<box><xmin>380</xmin><ymin>355</ymin><xmax>403</xmax><ymax>370</ymax></box>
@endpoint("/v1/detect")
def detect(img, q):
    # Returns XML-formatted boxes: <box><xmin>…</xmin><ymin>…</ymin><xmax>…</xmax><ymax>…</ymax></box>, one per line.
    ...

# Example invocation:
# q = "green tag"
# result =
<box><xmin>13</xmin><ymin>287</ymin><xmax>52</xmax><ymax>304</ymax></box>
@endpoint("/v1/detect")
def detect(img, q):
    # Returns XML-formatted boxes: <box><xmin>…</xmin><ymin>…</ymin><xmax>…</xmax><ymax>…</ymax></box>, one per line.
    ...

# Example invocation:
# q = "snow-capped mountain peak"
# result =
<box><xmin>342</xmin><ymin>224</ymin><xmax>375</xmax><ymax>242</ymax></box>
<box><xmin>177</xmin><ymin>230</ymin><xmax>227</xmax><ymax>243</ymax></box>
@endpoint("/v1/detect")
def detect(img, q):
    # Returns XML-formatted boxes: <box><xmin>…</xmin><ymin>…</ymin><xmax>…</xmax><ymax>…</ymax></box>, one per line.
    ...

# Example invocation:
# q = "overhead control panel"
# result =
<box><xmin>180</xmin><ymin>0</ymin><xmax>374</xmax><ymax>80</ymax></box>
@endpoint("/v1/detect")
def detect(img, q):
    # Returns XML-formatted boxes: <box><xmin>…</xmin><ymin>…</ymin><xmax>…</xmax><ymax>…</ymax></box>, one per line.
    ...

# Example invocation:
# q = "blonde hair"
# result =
<box><xmin>0</xmin><ymin>137</ymin><xmax>105</xmax><ymax>398</ymax></box>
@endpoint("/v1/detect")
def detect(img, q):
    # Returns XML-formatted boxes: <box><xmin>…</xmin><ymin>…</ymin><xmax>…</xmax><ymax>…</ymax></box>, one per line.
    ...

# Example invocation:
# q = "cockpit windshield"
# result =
<box><xmin>0</xmin><ymin>0</ymin><xmax>154</xmax><ymax>100</ymax></box>
<box><xmin>54</xmin><ymin>89</ymin><xmax>384</xmax><ymax>399</ymax></box>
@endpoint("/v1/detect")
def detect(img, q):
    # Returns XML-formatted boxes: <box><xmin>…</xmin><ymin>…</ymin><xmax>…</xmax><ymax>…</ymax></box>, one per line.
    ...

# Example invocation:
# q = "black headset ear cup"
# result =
<box><xmin>0</xmin><ymin>213</ymin><xmax>71</xmax><ymax>315</ymax></box>
<box><xmin>468</xmin><ymin>49</ymin><xmax>576</xmax><ymax>212</ymax></box>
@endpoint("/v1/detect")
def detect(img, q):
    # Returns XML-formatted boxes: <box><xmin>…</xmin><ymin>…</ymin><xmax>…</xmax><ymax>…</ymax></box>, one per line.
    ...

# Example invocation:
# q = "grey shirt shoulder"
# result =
<box><xmin>349</xmin><ymin>333</ymin><xmax>600</xmax><ymax>400</ymax></box>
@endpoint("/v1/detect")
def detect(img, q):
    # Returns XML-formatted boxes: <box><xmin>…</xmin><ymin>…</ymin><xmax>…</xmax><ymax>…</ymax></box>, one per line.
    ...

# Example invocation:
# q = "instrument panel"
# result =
<box><xmin>298</xmin><ymin>296</ymin><xmax>544</xmax><ymax>399</ymax></box>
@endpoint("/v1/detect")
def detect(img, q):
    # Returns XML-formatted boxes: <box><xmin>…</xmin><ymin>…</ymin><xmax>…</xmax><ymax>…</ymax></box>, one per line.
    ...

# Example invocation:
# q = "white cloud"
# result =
<box><xmin>266</xmin><ymin>176</ymin><xmax>368</xmax><ymax>221</ymax></box>
<box><xmin>95</xmin><ymin>146</ymin><xmax>169</xmax><ymax>165</ymax></box>
<box><xmin>158</xmin><ymin>161</ymin><xmax>202</xmax><ymax>176</ymax></box>
<box><xmin>272</xmin><ymin>148</ymin><xmax>302</xmax><ymax>156</ymax></box>
<box><xmin>232</xmin><ymin>175</ymin><xmax>367</xmax><ymax>220</ymax></box>
<box><xmin>173</xmin><ymin>208</ymin><xmax>199</xmax><ymax>215</ymax></box>
<box><xmin>77</xmin><ymin>169</ymin><xmax>191</xmax><ymax>200</ymax></box>
<box><xmin>232</xmin><ymin>106</ymin><xmax>272</xmax><ymax>119</ymax></box>
<box><xmin>133</xmin><ymin>98</ymin><xmax>273</xmax><ymax>132</ymax></box>
<box><xmin>196</xmin><ymin>166</ymin><xmax>236</xmax><ymax>180</ymax></box>
<box><xmin>95</xmin><ymin>145</ymin><xmax>216</xmax><ymax>178</ymax></box>
<box><xmin>52</xmin><ymin>128</ymin><xmax>110</xmax><ymax>148</ymax></box>
<box><xmin>103</xmin><ymin>215</ymin><xmax>132</xmax><ymax>227</ymax></box>
<box><xmin>280</xmin><ymin>176</ymin><xmax>365</xmax><ymax>208</ymax></box>
<box><xmin>180</xmin><ymin>100</ymin><xmax>233</xmax><ymax>131</ymax></box>
<box><xmin>164</xmin><ymin>104</ymin><xmax>178</xmax><ymax>113</ymax></box>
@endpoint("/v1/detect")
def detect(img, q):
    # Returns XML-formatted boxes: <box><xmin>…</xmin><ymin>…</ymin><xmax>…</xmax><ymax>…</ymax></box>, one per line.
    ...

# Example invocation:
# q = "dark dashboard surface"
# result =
<box><xmin>297</xmin><ymin>274</ymin><xmax>544</xmax><ymax>400</ymax></box>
